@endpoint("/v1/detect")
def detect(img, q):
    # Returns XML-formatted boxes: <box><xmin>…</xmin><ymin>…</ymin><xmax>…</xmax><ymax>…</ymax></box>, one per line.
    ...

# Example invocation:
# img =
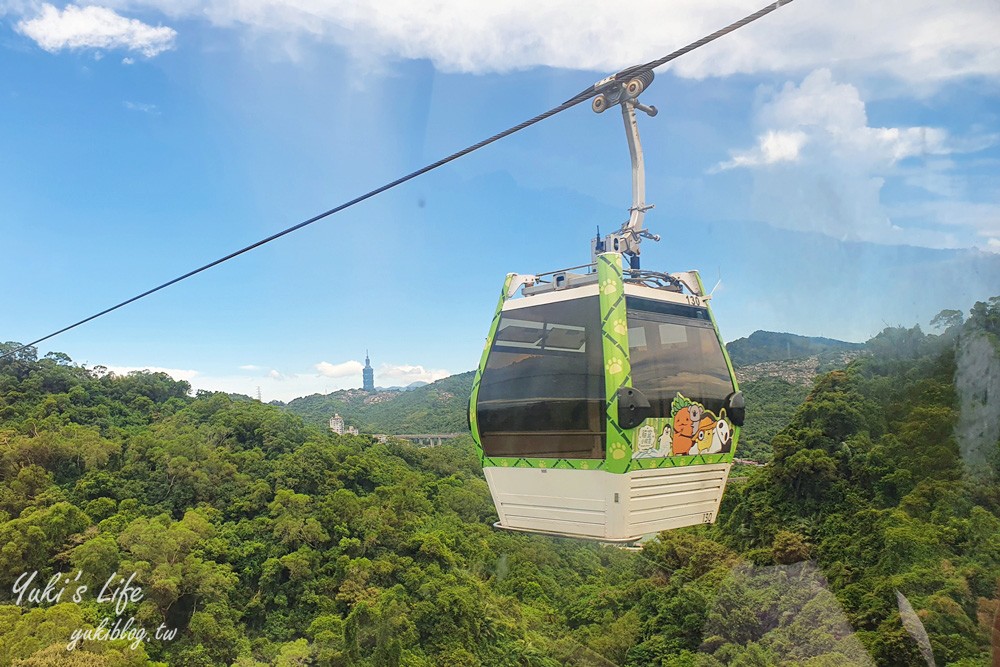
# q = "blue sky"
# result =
<box><xmin>2</xmin><ymin>1</ymin><xmax>998</xmax><ymax>401</ymax></box>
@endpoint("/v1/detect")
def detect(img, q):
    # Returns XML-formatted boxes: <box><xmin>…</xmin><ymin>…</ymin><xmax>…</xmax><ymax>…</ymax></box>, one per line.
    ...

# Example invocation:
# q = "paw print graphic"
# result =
<box><xmin>538</xmin><ymin>461</ymin><xmax>547</xmax><ymax>468</ymax></box>
<box><xmin>609</xmin><ymin>441</ymin><xmax>629</xmax><ymax>460</ymax></box>
<box><xmin>606</xmin><ymin>356</ymin><xmax>624</xmax><ymax>376</ymax></box>
<box><xmin>613</xmin><ymin>318</ymin><xmax>627</xmax><ymax>336</ymax></box>
<box><xmin>580</xmin><ymin>462</ymin><xmax>590</xmax><ymax>470</ymax></box>
<box><xmin>601</xmin><ymin>279</ymin><xmax>618</xmax><ymax>295</ymax></box>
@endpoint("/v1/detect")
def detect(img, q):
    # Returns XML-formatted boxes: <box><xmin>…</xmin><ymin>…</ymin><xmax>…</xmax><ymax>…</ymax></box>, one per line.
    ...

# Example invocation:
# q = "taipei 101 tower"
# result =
<box><xmin>362</xmin><ymin>351</ymin><xmax>375</xmax><ymax>392</ymax></box>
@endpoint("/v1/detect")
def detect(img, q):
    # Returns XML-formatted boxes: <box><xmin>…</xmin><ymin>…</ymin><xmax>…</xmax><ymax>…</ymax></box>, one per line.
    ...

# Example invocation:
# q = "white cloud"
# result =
<box><xmin>724</xmin><ymin>70</ymin><xmax>956</xmax><ymax>171</ymax></box>
<box><xmin>182</xmin><ymin>361</ymin><xmax>451</xmax><ymax>401</ymax></box>
<box><xmin>102</xmin><ymin>365</ymin><xmax>199</xmax><ymax>382</ymax></box>
<box><xmin>102</xmin><ymin>0</ymin><xmax>998</xmax><ymax>85</ymax></box>
<box><xmin>377</xmin><ymin>363</ymin><xmax>450</xmax><ymax>385</ymax></box>
<box><xmin>316</xmin><ymin>360</ymin><xmax>363</xmax><ymax>378</ymax></box>
<box><xmin>123</xmin><ymin>100</ymin><xmax>158</xmax><ymax>114</ymax></box>
<box><xmin>189</xmin><ymin>370</ymin><xmax>327</xmax><ymax>401</ymax></box>
<box><xmin>715</xmin><ymin>130</ymin><xmax>807</xmax><ymax>171</ymax></box>
<box><xmin>714</xmin><ymin>69</ymin><xmax>998</xmax><ymax>248</ymax></box>
<box><xmin>314</xmin><ymin>360</ymin><xmax>449</xmax><ymax>386</ymax></box>
<box><xmin>95</xmin><ymin>359</ymin><xmax>455</xmax><ymax>402</ymax></box>
<box><xmin>17</xmin><ymin>4</ymin><xmax>176</xmax><ymax>57</ymax></box>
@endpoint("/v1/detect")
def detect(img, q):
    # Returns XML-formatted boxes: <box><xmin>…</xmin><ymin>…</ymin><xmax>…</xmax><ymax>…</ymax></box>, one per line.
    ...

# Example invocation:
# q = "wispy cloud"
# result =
<box><xmin>123</xmin><ymin>100</ymin><xmax>159</xmax><ymax>114</ymax></box>
<box><xmin>98</xmin><ymin>359</ymin><xmax>455</xmax><ymax>402</ymax></box>
<box><xmin>314</xmin><ymin>360</ymin><xmax>449</xmax><ymax>385</ymax></box>
<box><xmin>316</xmin><ymin>360</ymin><xmax>363</xmax><ymax>378</ymax></box>
<box><xmin>377</xmin><ymin>363</ymin><xmax>450</xmax><ymax>385</ymax></box>
<box><xmin>714</xmin><ymin>68</ymin><xmax>998</xmax><ymax>249</ymax></box>
<box><xmin>17</xmin><ymin>4</ymin><xmax>176</xmax><ymax>57</ymax></box>
<box><xmin>714</xmin><ymin>130</ymin><xmax>808</xmax><ymax>171</ymax></box>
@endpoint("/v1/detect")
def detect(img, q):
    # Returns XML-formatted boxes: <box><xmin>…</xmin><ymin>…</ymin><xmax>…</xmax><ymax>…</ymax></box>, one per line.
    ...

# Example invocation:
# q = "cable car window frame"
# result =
<box><xmin>477</xmin><ymin>292</ymin><xmax>606</xmax><ymax>460</ymax></box>
<box><xmin>625</xmin><ymin>295</ymin><xmax>735</xmax><ymax>418</ymax></box>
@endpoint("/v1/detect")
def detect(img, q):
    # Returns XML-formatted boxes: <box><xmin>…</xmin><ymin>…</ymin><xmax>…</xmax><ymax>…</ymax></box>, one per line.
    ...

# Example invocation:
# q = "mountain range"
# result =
<box><xmin>281</xmin><ymin>330</ymin><xmax>860</xmax><ymax>445</ymax></box>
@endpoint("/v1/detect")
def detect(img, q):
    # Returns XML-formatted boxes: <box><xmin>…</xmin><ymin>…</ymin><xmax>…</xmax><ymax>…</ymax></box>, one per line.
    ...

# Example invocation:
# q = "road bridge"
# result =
<box><xmin>385</xmin><ymin>433</ymin><xmax>465</xmax><ymax>446</ymax></box>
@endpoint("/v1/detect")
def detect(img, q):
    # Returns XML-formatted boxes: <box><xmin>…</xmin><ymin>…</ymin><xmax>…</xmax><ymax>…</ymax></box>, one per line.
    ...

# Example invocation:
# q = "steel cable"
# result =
<box><xmin>1</xmin><ymin>0</ymin><xmax>796</xmax><ymax>361</ymax></box>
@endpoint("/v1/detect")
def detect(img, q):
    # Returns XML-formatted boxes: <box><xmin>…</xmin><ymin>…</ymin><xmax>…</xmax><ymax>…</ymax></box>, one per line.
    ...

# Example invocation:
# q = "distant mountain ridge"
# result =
<box><xmin>282</xmin><ymin>372</ymin><xmax>474</xmax><ymax>434</ymax></box>
<box><xmin>281</xmin><ymin>331</ymin><xmax>862</xmax><ymax>437</ymax></box>
<box><xmin>727</xmin><ymin>330</ymin><xmax>864</xmax><ymax>366</ymax></box>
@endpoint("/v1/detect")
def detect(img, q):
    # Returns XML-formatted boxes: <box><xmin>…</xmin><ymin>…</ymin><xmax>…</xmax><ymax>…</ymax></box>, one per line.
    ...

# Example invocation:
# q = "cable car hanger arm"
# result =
<box><xmin>590</xmin><ymin>71</ymin><xmax>661</xmax><ymax>266</ymax></box>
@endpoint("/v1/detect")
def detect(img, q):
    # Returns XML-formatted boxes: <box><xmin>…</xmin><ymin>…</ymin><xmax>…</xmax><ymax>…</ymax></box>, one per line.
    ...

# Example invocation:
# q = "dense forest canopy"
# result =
<box><xmin>0</xmin><ymin>296</ymin><xmax>997</xmax><ymax>665</ymax></box>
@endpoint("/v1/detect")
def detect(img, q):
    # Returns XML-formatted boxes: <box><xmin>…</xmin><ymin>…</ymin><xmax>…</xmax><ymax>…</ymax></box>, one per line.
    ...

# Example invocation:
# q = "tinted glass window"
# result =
<box><xmin>627</xmin><ymin>297</ymin><xmax>734</xmax><ymax>417</ymax></box>
<box><xmin>477</xmin><ymin>295</ymin><xmax>605</xmax><ymax>459</ymax></box>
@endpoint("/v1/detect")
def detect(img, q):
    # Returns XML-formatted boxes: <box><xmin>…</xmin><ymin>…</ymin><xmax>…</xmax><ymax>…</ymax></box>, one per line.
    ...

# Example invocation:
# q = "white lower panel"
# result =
<box><xmin>485</xmin><ymin>463</ymin><xmax>732</xmax><ymax>541</ymax></box>
<box><xmin>627</xmin><ymin>465</ymin><xmax>731</xmax><ymax>535</ymax></box>
<box><xmin>484</xmin><ymin>467</ymin><xmax>616</xmax><ymax>538</ymax></box>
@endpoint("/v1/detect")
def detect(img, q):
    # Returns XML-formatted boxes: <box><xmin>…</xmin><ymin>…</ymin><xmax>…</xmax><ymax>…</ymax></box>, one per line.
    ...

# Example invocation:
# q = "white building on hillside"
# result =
<box><xmin>329</xmin><ymin>414</ymin><xmax>344</xmax><ymax>435</ymax></box>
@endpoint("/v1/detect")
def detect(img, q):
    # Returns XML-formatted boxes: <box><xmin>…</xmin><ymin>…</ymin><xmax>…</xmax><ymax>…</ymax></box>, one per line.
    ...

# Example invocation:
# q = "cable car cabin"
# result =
<box><xmin>469</xmin><ymin>253</ymin><xmax>744</xmax><ymax>542</ymax></box>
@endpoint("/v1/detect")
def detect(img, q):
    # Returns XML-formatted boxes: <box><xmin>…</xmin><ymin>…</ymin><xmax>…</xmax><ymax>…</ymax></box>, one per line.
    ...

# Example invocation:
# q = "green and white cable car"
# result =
<box><xmin>469</xmin><ymin>71</ymin><xmax>744</xmax><ymax>542</ymax></box>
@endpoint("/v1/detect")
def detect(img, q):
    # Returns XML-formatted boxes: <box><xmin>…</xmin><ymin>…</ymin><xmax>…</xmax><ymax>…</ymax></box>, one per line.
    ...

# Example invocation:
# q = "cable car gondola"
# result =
<box><xmin>469</xmin><ymin>71</ymin><xmax>744</xmax><ymax>542</ymax></box>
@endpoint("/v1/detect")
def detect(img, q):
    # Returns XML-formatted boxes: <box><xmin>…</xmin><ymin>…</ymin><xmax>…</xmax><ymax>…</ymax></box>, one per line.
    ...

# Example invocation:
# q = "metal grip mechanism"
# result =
<box><xmin>589</xmin><ymin>69</ymin><xmax>661</xmax><ymax>269</ymax></box>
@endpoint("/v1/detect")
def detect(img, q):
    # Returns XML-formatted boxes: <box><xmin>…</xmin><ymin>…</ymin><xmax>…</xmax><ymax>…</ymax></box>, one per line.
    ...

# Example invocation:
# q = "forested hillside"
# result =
<box><xmin>728</xmin><ymin>330</ymin><xmax>864</xmax><ymax>365</ymax></box>
<box><xmin>735</xmin><ymin>377</ymin><xmax>810</xmax><ymax>462</ymax></box>
<box><xmin>282</xmin><ymin>373</ymin><xmax>474</xmax><ymax>434</ymax></box>
<box><xmin>733</xmin><ymin>332</ymin><xmax>860</xmax><ymax>463</ymax></box>
<box><xmin>0</xmin><ymin>297</ymin><xmax>997</xmax><ymax>665</ymax></box>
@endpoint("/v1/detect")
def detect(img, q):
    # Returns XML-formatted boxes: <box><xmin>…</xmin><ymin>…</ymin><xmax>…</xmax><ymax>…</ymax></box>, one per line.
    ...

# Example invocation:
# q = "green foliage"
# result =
<box><xmin>718</xmin><ymin>301</ymin><xmax>1000</xmax><ymax>663</ymax></box>
<box><xmin>0</xmin><ymin>298</ymin><xmax>997</xmax><ymax>665</ymax></box>
<box><xmin>736</xmin><ymin>377</ymin><xmax>810</xmax><ymax>462</ymax></box>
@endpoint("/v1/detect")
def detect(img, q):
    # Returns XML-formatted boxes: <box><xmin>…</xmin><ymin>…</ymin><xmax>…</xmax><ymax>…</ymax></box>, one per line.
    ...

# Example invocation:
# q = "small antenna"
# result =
<box><xmin>256</xmin><ymin>386</ymin><xmax>262</xmax><ymax>402</ymax></box>
<box><xmin>711</xmin><ymin>267</ymin><xmax>723</xmax><ymax>295</ymax></box>
<box><xmin>705</xmin><ymin>268</ymin><xmax>723</xmax><ymax>301</ymax></box>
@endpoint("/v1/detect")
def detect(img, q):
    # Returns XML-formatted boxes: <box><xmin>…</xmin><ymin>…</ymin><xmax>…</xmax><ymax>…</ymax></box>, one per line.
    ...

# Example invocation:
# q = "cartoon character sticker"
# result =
<box><xmin>629</xmin><ymin>394</ymin><xmax>734</xmax><ymax>459</ymax></box>
<box><xmin>658</xmin><ymin>424</ymin><xmax>672</xmax><ymax>453</ymax></box>
<box><xmin>636</xmin><ymin>424</ymin><xmax>656</xmax><ymax>454</ymax></box>
<box><xmin>671</xmin><ymin>395</ymin><xmax>733</xmax><ymax>456</ymax></box>
<box><xmin>711</xmin><ymin>420</ymin><xmax>732</xmax><ymax>453</ymax></box>
<box><xmin>671</xmin><ymin>403</ymin><xmax>703</xmax><ymax>455</ymax></box>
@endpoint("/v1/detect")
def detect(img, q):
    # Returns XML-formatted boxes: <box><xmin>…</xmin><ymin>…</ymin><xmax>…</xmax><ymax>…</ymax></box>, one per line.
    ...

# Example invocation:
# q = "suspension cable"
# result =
<box><xmin>1</xmin><ymin>0</ymin><xmax>796</xmax><ymax>362</ymax></box>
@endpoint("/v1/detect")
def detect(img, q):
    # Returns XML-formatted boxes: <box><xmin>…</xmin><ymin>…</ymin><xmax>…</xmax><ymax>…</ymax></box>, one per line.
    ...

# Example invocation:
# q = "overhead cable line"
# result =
<box><xmin>1</xmin><ymin>0</ymin><xmax>795</xmax><ymax>362</ymax></box>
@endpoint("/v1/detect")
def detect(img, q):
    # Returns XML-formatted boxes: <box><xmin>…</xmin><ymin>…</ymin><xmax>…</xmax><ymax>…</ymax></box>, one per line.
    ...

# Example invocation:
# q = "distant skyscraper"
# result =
<box><xmin>363</xmin><ymin>350</ymin><xmax>375</xmax><ymax>392</ymax></box>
